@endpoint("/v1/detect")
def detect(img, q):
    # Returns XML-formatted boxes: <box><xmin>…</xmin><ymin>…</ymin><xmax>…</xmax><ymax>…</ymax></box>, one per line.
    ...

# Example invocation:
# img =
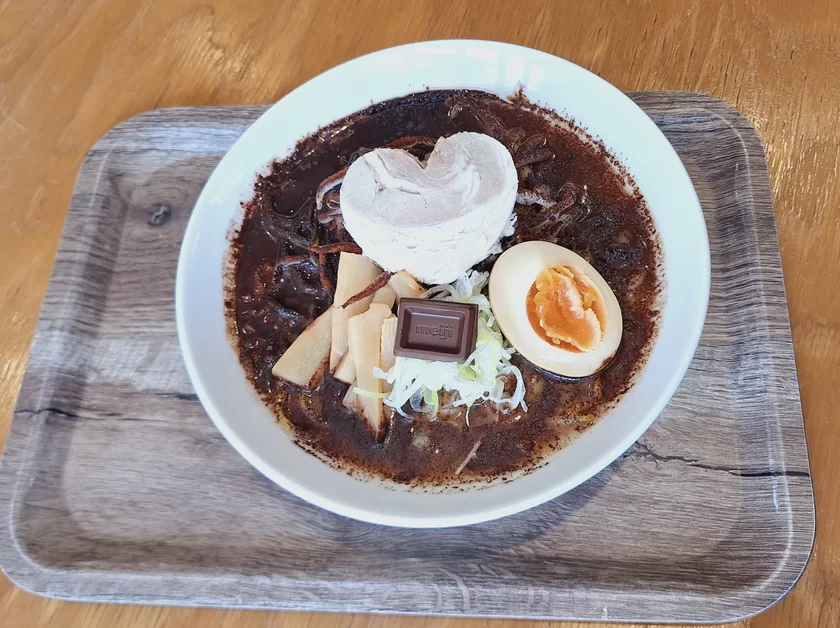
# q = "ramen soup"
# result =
<box><xmin>226</xmin><ymin>90</ymin><xmax>662</xmax><ymax>485</ymax></box>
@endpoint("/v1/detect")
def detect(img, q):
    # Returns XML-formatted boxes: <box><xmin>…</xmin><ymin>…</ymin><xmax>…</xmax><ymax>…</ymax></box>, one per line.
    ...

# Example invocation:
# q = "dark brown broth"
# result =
<box><xmin>227</xmin><ymin>90</ymin><xmax>661</xmax><ymax>485</ymax></box>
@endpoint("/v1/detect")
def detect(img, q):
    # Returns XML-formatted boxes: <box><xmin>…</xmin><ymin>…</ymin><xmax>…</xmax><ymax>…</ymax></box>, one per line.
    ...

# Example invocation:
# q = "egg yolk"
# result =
<box><xmin>526</xmin><ymin>265</ymin><xmax>608</xmax><ymax>353</ymax></box>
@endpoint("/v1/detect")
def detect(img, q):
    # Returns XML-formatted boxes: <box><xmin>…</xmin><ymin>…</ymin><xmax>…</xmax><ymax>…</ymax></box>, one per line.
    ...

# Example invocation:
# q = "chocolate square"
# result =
<box><xmin>394</xmin><ymin>298</ymin><xmax>478</xmax><ymax>363</ymax></box>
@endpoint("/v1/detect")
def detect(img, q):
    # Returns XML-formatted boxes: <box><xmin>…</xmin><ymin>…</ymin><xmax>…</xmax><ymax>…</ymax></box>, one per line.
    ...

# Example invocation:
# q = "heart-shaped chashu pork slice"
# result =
<box><xmin>340</xmin><ymin>132</ymin><xmax>517</xmax><ymax>285</ymax></box>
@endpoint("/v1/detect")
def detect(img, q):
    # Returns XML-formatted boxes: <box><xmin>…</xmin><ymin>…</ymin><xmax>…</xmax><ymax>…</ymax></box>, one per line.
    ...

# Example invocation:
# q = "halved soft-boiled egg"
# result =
<box><xmin>489</xmin><ymin>241</ymin><xmax>623</xmax><ymax>378</ymax></box>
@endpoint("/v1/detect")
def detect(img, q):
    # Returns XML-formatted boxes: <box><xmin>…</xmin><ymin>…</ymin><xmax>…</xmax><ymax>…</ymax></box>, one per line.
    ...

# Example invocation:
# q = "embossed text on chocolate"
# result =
<box><xmin>415</xmin><ymin>323</ymin><xmax>454</xmax><ymax>340</ymax></box>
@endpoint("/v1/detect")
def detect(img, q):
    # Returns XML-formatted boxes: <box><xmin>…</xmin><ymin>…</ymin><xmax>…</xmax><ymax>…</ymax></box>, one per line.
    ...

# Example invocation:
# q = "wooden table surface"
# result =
<box><xmin>1</xmin><ymin>0</ymin><xmax>838</xmax><ymax>626</ymax></box>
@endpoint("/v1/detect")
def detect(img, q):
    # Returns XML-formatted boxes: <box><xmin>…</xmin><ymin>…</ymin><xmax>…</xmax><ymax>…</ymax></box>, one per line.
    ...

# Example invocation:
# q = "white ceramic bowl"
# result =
<box><xmin>176</xmin><ymin>40</ymin><xmax>709</xmax><ymax>528</ymax></box>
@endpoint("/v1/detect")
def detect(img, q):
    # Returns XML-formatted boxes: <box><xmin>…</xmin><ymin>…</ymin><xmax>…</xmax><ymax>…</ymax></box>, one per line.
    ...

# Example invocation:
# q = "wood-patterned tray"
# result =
<box><xmin>0</xmin><ymin>93</ymin><xmax>815</xmax><ymax>623</ymax></box>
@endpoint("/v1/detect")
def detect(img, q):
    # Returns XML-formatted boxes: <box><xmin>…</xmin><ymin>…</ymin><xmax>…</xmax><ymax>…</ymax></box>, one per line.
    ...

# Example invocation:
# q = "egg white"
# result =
<box><xmin>489</xmin><ymin>241</ymin><xmax>623</xmax><ymax>378</ymax></box>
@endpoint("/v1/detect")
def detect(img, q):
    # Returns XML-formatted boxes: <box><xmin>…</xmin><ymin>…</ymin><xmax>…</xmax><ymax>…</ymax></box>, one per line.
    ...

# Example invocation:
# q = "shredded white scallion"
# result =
<box><xmin>455</xmin><ymin>440</ymin><xmax>482</xmax><ymax>475</ymax></box>
<box><xmin>375</xmin><ymin>270</ymin><xmax>527</xmax><ymax>424</ymax></box>
<box><xmin>353</xmin><ymin>387</ymin><xmax>388</xmax><ymax>399</ymax></box>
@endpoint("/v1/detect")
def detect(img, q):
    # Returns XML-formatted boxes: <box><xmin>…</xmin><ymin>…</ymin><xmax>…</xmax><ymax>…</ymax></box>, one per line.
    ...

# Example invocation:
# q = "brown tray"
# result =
<box><xmin>0</xmin><ymin>93</ymin><xmax>815</xmax><ymax>623</ymax></box>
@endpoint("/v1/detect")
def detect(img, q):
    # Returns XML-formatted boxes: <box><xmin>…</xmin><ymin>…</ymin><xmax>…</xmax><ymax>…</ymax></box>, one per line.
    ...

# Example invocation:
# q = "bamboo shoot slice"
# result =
<box><xmin>346</xmin><ymin>303</ymin><xmax>392</xmax><ymax>441</ymax></box>
<box><xmin>371</xmin><ymin>283</ymin><xmax>396</xmax><ymax>309</ymax></box>
<box><xmin>343</xmin><ymin>382</ymin><xmax>362</xmax><ymax>414</ymax></box>
<box><xmin>388</xmin><ymin>270</ymin><xmax>425</xmax><ymax>303</ymax></box>
<box><xmin>271</xmin><ymin>308</ymin><xmax>333</xmax><ymax>388</ymax></box>
<box><xmin>333</xmin><ymin>351</ymin><xmax>356</xmax><ymax>385</ymax></box>
<box><xmin>334</xmin><ymin>286</ymin><xmax>394</xmax><ymax>385</ymax></box>
<box><xmin>330</xmin><ymin>307</ymin><xmax>350</xmax><ymax>371</ymax></box>
<box><xmin>379</xmin><ymin>315</ymin><xmax>398</xmax><ymax>394</ymax></box>
<box><xmin>330</xmin><ymin>253</ymin><xmax>381</xmax><ymax>369</ymax></box>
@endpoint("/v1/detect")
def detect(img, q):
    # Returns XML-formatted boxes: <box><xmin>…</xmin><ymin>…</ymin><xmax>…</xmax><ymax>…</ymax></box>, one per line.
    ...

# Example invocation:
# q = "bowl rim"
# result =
<box><xmin>176</xmin><ymin>39</ymin><xmax>710</xmax><ymax>528</ymax></box>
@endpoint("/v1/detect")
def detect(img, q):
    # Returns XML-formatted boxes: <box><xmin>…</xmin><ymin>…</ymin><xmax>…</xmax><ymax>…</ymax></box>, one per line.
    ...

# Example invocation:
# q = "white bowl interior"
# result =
<box><xmin>176</xmin><ymin>40</ymin><xmax>709</xmax><ymax>528</ymax></box>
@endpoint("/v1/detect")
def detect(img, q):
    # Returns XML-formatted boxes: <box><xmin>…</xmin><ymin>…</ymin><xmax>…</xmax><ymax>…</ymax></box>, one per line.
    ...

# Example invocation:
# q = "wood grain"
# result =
<box><xmin>0</xmin><ymin>1</ymin><xmax>837</xmax><ymax>627</ymax></box>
